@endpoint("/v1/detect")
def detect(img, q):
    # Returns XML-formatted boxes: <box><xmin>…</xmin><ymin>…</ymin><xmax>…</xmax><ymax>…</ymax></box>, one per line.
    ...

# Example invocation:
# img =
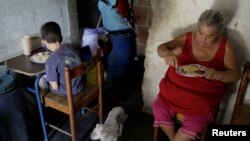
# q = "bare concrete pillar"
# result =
<box><xmin>67</xmin><ymin>0</ymin><xmax>80</xmax><ymax>47</ymax></box>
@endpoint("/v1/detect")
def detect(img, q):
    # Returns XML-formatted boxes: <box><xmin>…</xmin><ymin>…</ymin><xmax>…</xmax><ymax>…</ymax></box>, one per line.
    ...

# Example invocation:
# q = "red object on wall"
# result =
<box><xmin>117</xmin><ymin>0</ymin><xmax>136</xmax><ymax>28</ymax></box>
<box><xmin>117</xmin><ymin>0</ymin><xmax>129</xmax><ymax>18</ymax></box>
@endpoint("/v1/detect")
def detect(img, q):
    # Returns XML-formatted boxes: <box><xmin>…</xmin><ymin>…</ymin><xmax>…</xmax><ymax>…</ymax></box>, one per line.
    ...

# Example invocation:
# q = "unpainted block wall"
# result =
<box><xmin>133</xmin><ymin>0</ymin><xmax>153</xmax><ymax>56</ymax></box>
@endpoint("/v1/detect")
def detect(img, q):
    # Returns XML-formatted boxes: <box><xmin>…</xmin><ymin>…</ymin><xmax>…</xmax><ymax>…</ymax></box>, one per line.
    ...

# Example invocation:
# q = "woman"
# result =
<box><xmin>153</xmin><ymin>9</ymin><xmax>241</xmax><ymax>141</ymax></box>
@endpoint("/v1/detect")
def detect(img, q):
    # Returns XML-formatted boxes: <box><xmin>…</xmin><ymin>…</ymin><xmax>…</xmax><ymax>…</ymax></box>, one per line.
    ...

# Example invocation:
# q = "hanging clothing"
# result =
<box><xmin>98</xmin><ymin>0</ymin><xmax>131</xmax><ymax>31</ymax></box>
<box><xmin>117</xmin><ymin>0</ymin><xmax>136</xmax><ymax>28</ymax></box>
<box><xmin>117</xmin><ymin>0</ymin><xmax>130</xmax><ymax>18</ymax></box>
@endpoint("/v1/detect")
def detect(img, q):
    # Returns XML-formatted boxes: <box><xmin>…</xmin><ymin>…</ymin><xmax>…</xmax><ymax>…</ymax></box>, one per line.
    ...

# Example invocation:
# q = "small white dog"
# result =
<box><xmin>90</xmin><ymin>106</ymin><xmax>127</xmax><ymax>141</ymax></box>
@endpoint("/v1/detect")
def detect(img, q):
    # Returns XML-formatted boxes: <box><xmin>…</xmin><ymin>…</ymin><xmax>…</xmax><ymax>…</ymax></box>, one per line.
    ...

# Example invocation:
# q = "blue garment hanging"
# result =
<box><xmin>98</xmin><ymin>0</ymin><xmax>131</xmax><ymax>31</ymax></box>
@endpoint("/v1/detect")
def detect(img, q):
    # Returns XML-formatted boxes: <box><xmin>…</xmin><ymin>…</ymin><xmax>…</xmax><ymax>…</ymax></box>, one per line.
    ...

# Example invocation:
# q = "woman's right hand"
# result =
<box><xmin>164</xmin><ymin>51</ymin><xmax>178</xmax><ymax>68</ymax></box>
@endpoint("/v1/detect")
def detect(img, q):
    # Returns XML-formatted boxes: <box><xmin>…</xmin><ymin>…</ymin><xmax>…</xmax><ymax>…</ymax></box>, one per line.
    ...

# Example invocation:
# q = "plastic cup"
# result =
<box><xmin>21</xmin><ymin>35</ymin><xmax>32</xmax><ymax>56</ymax></box>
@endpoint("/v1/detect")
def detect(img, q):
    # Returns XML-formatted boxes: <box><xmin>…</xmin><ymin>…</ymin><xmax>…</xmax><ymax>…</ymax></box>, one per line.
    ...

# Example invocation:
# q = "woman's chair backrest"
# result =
<box><xmin>230</xmin><ymin>62</ymin><xmax>250</xmax><ymax>124</ymax></box>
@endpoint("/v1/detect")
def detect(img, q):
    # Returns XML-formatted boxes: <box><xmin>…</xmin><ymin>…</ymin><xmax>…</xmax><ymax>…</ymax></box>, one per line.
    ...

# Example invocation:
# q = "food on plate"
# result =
<box><xmin>176</xmin><ymin>64</ymin><xmax>205</xmax><ymax>76</ymax></box>
<box><xmin>30</xmin><ymin>52</ymin><xmax>50</xmax><ymax>64</ymax></box>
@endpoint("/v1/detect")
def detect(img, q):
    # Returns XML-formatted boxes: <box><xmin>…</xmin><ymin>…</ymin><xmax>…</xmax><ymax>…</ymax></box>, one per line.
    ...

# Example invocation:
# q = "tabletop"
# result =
<box><xmin>6</xmin><ymin>48</ymin><xmax>47</xmax><ymax>76</ymax></box>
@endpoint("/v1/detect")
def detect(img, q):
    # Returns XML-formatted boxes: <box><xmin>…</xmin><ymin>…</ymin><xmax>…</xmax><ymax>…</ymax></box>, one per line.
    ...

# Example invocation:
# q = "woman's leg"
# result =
<box><xmin>174</xmin><ymin>113</ymin><xmax>214</xmax><ymax>141</ymax></box>
<box><xmin>173</xmin><ymin>129</ymin><xmax>193</xmax><ymax>141</ymax></box>
<box><xmin>153</xmin><ymin>96</ymin><xmax>176</xmax><ymax>141</ymax></box>
<box><xmin>160</xmin><ymin>125</ymin><xmax>175</xmax><ymax>141</ymax></box>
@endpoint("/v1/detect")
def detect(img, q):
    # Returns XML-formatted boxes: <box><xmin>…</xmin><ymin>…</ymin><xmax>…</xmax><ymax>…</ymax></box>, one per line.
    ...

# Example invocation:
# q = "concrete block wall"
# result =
<box><xmin>133</xmin><ymin>0</ymin><xmax>153</xmax><ymax>56</ymax></box>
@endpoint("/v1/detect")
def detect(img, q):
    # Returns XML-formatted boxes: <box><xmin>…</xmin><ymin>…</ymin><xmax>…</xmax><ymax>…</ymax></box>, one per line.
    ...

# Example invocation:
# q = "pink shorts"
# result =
<box><xmin>152</xmin><ymin>96</ymin><xmax>214</xmax><ymax>140</ymax></box>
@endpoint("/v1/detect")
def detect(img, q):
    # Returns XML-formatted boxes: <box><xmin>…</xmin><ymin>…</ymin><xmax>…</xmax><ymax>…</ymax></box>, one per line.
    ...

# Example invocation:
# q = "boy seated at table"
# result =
<box><xmin>39</xmin><ymin>21</ymin><xmax>85</xmax><ymax>96</ymax></box>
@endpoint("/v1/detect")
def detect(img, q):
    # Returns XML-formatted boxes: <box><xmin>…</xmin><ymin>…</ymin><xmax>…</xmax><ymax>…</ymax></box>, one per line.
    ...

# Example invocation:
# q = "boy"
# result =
<box><xmin>39</xmin><ymin>21</ymin><xmax>85</xmax><ymax>96</ymax></box>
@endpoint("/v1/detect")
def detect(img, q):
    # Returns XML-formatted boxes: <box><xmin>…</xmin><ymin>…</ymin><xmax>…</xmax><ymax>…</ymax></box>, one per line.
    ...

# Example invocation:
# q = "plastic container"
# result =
<box><xmin>0</xmin><ymin>75</ymin><xmax>33</xmax><ymax>141</ymax></box>
<box><xmin>87</xmin><ymin>66</ymin><xmax>98</xmax><ymax>85</ymax></box>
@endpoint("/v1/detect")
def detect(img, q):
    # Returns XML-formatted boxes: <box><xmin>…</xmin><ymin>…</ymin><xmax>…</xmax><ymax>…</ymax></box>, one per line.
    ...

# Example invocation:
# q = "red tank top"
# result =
<box><xmin>159</xmin><ymin>32</ymin><xmax>227</xmax><ymax>115</ymax></box>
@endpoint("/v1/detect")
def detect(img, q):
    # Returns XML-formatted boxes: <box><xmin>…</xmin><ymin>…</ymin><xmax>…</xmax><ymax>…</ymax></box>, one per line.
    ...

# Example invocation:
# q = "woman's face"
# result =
<box><xmin>196</xmin><ymin>23</ymin><xmax>220</xmax><ymax>47</ymax></box>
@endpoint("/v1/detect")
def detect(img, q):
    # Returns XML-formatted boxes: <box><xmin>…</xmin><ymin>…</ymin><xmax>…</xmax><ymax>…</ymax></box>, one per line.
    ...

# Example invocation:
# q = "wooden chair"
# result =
<box><xmin>230</xmin><ymin>62</ymin><xmax>250</xmax><ymax>125</ymax></box>
<box><xmin>153</xmin><ymin>113</ymin><xmax>208</xmax><ymax>141</ymax></box>
<box><xmin>40</xmin><ymin>50</ymin><xmax>103</xmax><ymax>141</ymax></box>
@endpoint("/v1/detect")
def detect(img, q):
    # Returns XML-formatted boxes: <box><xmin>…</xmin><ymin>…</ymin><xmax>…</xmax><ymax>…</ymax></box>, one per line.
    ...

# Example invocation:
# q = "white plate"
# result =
<box><xmin>30</xmin><ymin>52</ymin><xmax>50</xmax><ymax>64</ymax></box>
<box><xmin>176</xmin><ymin>64</ymin><xmax>206</xmax><ymax>77</ymax></box>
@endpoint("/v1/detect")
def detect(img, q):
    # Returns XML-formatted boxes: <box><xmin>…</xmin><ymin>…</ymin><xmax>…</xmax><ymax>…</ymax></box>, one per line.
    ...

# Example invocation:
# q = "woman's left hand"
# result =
<box><xmin>204</xmin><ymin>68</ymin><xmax>218</xmax><ymax>80</ymax></box>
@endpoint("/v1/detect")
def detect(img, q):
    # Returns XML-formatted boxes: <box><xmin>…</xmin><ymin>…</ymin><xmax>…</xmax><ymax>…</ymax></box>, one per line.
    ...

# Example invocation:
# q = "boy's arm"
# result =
<box><xmin>45</xmin><ymin>57</ymin><xmax>59</xmax><ymax>90</ymax></box>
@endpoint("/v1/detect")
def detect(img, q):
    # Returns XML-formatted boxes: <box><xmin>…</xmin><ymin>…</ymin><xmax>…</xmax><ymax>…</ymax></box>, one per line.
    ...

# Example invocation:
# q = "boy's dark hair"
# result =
<box><xmin>40</xmin><ymin>21</ymin><xmax>62</xmax><ymax>43</ymax></box>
